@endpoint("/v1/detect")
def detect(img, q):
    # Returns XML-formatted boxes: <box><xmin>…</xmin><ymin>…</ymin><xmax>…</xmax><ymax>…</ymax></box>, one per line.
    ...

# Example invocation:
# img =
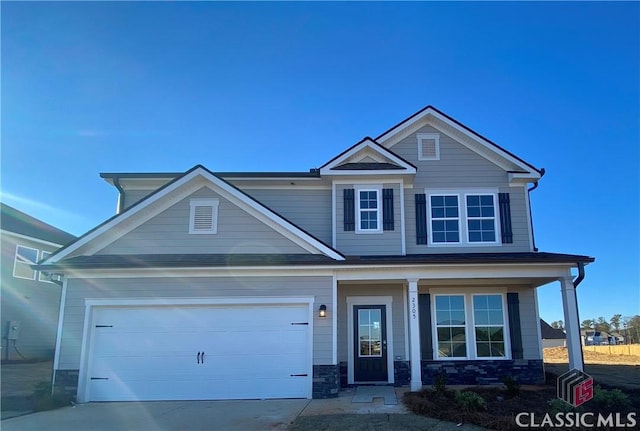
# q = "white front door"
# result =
<box><xmin>85</xmin><ymin>304</ymin><xmax>311</xmax><ymax>401</ymax></box>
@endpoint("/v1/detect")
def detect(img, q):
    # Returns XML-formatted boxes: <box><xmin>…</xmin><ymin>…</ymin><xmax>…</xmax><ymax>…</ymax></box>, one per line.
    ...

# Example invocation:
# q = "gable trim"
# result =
<box><xmin>45</xmin><ymin>165</ymin><xmax>345</xmax><ymax>263</ymax></box>
<box><xmin>376</xmin><ymin>106</ymin><xmax>542</xmax><ymax>178</ymax></box>
<box><xmin>320</xmin><ymin>137</ymin><xmax>417</xmax><ymax>176</ymax></box>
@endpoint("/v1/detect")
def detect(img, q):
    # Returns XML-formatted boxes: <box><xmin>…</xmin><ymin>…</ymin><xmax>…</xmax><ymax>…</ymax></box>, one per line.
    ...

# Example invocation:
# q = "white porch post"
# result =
<box><xmin>560</xmin><ymin>276</ymin><xmax>584</xmax><ymax>371</ymax></box>
<box><xmin>407</xmin><ymin>278</ymin><xmax>422</xmax><ymax>391</ymax></box>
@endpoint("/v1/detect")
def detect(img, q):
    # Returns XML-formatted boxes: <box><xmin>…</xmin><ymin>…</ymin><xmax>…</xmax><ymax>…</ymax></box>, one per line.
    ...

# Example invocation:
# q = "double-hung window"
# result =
<box><xmin>433</xmin><ymin>293</ymin><xmax>508</xmax><ymax>360</ymax></box>
<box><xmin>357</xmin><ymin>188</ymin><xmax>381</xmax><ymax>232</ymax></box>
<box><xmin>427</xmin><ymin>191</ymin><xmax>499</xmax><ymax>245</ymax></box>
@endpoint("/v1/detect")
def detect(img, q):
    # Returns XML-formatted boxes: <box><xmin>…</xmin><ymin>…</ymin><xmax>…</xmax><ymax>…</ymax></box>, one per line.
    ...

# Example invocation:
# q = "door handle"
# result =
<box><xmin>201</xmin><ymin>352</ymin><xmax>205</xmax><ymax>364</ymax></box>
<box><xmin>197</xmin><ymin>351</ymin><xmax>201</xmax><ymax>364</ymax></box>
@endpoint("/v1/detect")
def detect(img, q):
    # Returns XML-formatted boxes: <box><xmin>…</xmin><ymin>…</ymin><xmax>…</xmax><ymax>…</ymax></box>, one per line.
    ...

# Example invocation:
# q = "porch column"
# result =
<box><xmin>407</xmin><ymin>278</ymin><xmax>422</xmax><ymax>391</ymax></box>
<box><xmin>560</xmin><ymin>276</ymin><xmax>584</xmax><ymax>371</ymax></box>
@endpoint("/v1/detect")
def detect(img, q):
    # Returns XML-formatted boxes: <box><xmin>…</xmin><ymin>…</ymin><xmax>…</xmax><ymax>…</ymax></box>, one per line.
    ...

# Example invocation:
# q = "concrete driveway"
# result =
<box><xmin>1</xmin><ymin>399</ymin><xmax>310</xmax><ymax>431</ymax></box>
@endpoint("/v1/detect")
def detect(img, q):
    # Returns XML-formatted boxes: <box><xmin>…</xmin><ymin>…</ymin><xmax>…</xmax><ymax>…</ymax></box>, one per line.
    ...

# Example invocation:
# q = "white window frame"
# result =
<box><xmin>417</xmin><ymin>133</ymin><xmax>440</xmax><ymax>161</ymax></box>
<box><xmin>471</xmin><ymin>293</ymin><xmax>508</xmax><ymax>359</ymax></box>
<box><xmin>426</xmin><ymin>189</ymin><xmax>500</xmax><ymax>246</ymax></box>
<box><xmin>355</xmin><ymin>186</ymin><xmax>382</xmax><ymax>234</ymax></box>
<box><xmin>433</xmin><ymin>294</ymin><xmax>468</xmax><ymax>359</ymax></box>
<box><xmin>189</xmin><ymin>198</ymin><xmax>219</xmax><ymax>234</ymax></box>
<box><xmin>13</xmin><ymin>245</ymin><xmax>39</xmax><ymax>280</ymax></box>
<box><xmin>39</xmin><ymin>251</ymin><xmax>53</xmax><ymax>283</ymax></box>
<box><xmin>431</xmin><ymin>290</ymin><xmax>511</xmax><ymax>361</ymax></box>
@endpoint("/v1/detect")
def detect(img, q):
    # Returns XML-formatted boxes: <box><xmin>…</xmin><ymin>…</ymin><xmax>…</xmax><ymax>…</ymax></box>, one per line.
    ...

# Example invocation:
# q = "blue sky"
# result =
<box><xmin>2</xmin><ymin>2</ymin><xmax>638</xmax><ymax>324</ymax></box>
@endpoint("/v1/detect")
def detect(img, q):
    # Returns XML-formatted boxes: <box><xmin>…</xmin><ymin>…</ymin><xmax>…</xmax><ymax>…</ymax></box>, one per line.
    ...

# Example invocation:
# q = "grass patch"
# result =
<box><xmin>403</xmin><ymin>373</ymin><xmax>640</xmax><ymax>431</ymax></box>
<box><xmin>32</xmin><ymin>381</ymin><xmax>74</xmax><ymax>412</ymax></box>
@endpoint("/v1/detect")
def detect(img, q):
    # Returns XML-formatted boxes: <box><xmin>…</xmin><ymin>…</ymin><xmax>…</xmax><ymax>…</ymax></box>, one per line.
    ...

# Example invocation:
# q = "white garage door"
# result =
<box><xmin>86</xmin><ymin>304</ymin><xmax>311</xmax><ymax>401</ymax></box>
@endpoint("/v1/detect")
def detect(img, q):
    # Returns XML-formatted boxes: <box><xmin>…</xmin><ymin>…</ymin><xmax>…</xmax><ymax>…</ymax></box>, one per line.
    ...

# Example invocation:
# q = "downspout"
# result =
<box><xmin>527</xmin><ymin>168</ymin><xmax>545</xmax><ymax>252</ymax></box>
<box><xmin>113</xmin><ymin>177</ymin><xmax>125</xmax><ymax>214</ymax></box>
<box><xmin>572</xmin><ymin>262</ymin><xmax>586</xmax><ymax>371</ymax></box>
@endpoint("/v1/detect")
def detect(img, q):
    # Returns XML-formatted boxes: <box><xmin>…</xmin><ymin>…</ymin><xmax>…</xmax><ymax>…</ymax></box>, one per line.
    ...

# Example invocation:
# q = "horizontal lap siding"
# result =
<box><xmin>337</xmin><ymin>284</ymin><xmax>406</xmax><ymax>362</ymax></box>
<box><xmin>58</xmin><ymin>276</ymin><xmax>333</xmax><ymax>370</ymax></box>
<box><xmin>99</xmin><ymin>187</ymin><xmax>307</xmax><ymax>255</ymax></box>
<box><xmin>515</xmin><ymin>287</ymin><xmax>542</xmax><ymax>360</ymax></box>
<box><xmin>122</xmin><ymin>190</ymin><xmax>153</xmax><ymax>210</ymax></box>
<box><xmin>336</xmin><ymin>184</ymin><xmax>402</xmax><ymax>256</ymax></box>
<box><xmin>242</xmin><ymin>189</ymin><xmax>332</xmax><ymax>245</ymax></box>
<box><xmin>393</xmin><ymin>125</ymin><xmax>531</xmax><ymax>254</ymax></box>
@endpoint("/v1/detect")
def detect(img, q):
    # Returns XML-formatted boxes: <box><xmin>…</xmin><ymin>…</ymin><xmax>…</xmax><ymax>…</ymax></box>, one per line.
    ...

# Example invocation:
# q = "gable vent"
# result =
<box><xmin>189</xmin><ymin>198</ymin><xmax>219</xmax><ymax>234</ymax></box>
<box><xmin>418</xmin><ymin>133</ymin><xmax>440</xmax><ymax>161</ymax></box>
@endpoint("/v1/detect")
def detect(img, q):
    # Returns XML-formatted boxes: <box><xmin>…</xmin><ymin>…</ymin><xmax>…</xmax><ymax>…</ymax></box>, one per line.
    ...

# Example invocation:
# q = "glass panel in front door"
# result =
<box><xmin>358</xmin><ymin>309</ymin><xmax>382</xmax><ymax>357</ymax></box>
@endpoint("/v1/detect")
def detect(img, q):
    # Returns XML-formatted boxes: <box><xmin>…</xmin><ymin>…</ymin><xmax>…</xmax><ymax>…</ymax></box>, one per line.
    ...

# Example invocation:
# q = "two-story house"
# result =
<box><xmin>1</xmin><ymin>203</ymin><xmax>76</xmax><ymax>361</ymax></box>
<box><xmin>39</xmin><ymin>106</ymin><xmax>593</xmax><ymax>402</ymax></box>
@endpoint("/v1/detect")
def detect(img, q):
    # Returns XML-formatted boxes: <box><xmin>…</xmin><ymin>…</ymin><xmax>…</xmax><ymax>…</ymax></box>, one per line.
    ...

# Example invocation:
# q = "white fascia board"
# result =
<box><xmin>508</xmin><ymin>172</ymin><xmax>540</xmax><ymax>184</ymax></box>
<box><xmin>321</xmin><ymin>170</ymin><xmax>415</xmax><ymax>176</ymax></box>
<box><xmin>320</xmin><ymin>139</ymin><xmax>416</xmax><ymax>176</ymax></box>
<box><xmin>49</xmin><ymin>167</ymin><xmax>344</xmax><ymax>263</ymax></box>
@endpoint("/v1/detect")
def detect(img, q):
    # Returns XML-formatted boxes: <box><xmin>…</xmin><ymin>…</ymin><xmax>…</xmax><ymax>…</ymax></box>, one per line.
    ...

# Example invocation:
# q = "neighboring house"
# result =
<box><xmin>609</xmin><ymin>332</ymin><xmax>625</xmax><ymax>345</ymax></box>
<box><xmin>540</xmin><ymin>319</ymin><xmax>566</xmax><ymax>348</ymax></box>
<box><xmin>581</xmin><ymin>330</ymin><xmax>612</xmax><ymax>346</ymax></box>
<box><xmin>38</xmin><ymin>106</ymin><xmax>594</xmax><ymax>402</ymax></box>
<box><xmin>1</xmin><ymin>203</ymin><xmax>76</xmax><ymax>361</ymax></box>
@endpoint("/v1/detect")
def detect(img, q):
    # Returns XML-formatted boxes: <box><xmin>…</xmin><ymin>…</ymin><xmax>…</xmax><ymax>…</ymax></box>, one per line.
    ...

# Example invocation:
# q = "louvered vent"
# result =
<box><xmin>193</xmin><ymin>205</ymin><xmax>213</xmax><ymax>231</ymax></box>
<box><xmin>189</xmin><ymin>198</ymin><xmax>219</xmax><ymax>234</ymax></box>
<box><xmin>418</xmin><ymin>133</ymin><xmax>440</xmax><ymax>160</ymax></box>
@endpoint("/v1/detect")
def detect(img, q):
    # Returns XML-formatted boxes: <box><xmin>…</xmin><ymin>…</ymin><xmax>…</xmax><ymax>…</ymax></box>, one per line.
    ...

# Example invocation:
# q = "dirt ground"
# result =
<box><xmin>544</xmin><ymin>346</ymin><xmax>640</xmax><ymax>365</ymax></box>
<box><xmin>543</xmin><ymin>347</ymin><xmax>640</xmax><ymax>390</ymax></box>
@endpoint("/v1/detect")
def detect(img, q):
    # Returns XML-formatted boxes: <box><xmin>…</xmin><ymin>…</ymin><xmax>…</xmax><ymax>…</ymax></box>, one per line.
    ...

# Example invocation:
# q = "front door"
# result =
<box><xmin>353</xmin><ymin>305</ymin><xmax>388</xmax><ymax>382</ymax></box>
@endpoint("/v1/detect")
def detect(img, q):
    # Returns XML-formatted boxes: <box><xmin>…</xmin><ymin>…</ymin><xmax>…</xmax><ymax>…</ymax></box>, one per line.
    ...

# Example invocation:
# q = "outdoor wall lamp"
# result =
<box><xmin>319</xmin><ymin>304</ymin><xmax>327</xmax><ymax>318</ymax></box>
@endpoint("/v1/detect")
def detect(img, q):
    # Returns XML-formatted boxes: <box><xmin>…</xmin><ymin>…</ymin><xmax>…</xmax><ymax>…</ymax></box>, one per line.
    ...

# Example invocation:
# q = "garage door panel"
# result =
<box><xmin>87</xmin><ymin>303</ymin><xmax>311</xmax><ymax>401</ymax></box>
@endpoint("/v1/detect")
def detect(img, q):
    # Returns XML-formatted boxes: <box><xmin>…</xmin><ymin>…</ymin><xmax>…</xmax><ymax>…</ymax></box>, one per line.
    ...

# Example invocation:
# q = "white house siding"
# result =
<box><xmin>242</xmin><ymin>188</ymin><xmax>332</xmax><ymax>245</ymax></box>
<box><xmin>392</xmin><ymin>125</ymin><xmax>532</xmax><ymax>254</ymax></box>
<box><xmin>335</xmin><ymin>183</ymin><xmax>403</xmax><ymax>256</ymax></box>
<box><xmin>0</xmin><ymin>233</ymin><xmax>62</xmax><ymax>359</ymax></box>
<box><xmin>57</xmin><ymin>275</ymin><xmax>333</xmax><ymax>371</ymax></box>
<box><xmin>337</xmin><ymin>283</ymin><xmax>406</xmax><ymax>363</ymax></box>
<box><xmin>98</xmin><ymin>187</ymin><xmax>308</xmax><ymax>255</ymax></box>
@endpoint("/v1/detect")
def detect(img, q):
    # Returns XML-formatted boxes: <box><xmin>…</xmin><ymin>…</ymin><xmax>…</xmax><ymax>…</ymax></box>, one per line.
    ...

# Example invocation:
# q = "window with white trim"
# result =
<box><xmin>13</xmin><ymin>245</ymin><xmax>38</xmax><ymax>280</ymax></box>
<box><xmin>417</xmin><ymin>133</ymin><xmax>440</xmax><ymax>160</ymax></box>
<box><xmin>434</xmin><ymin>295</ymin><xmax>467</xmax><ymax>358</ymax></box>
<box><xmin>432</xmin><ymin>293</ymin><xmax>509</xmax><ymax>360</ymax></box>
<box><xmin>473</xmin><ymin>294</ymin><xmax>506</xmax><ymax>358</ymax></box>
<box><xmin>38</xmin><ymin>251</ymin><xmax>52</xmax><ymax>283</ymax></box>
<box><xmin>427</xmin><ymin>191</ymin><xmax>499</xmax><ymax>245</ymax></box>
<box><xmin>356</xmin><ymin>188</ymin><xmax>381</xmax><ymax>232</ymax></box>
<box><xmin>189</xmin><ymin>198</ymin><xmax>219</xmax><ymax>234</ymax></box>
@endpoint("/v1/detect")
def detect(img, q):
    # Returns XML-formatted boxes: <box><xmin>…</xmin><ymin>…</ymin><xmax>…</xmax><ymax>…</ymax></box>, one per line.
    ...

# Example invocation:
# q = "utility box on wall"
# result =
<box><xmin>7</xmin><ymin>320</ymin><xmax>20</xmax><ymax>340</ymax></box>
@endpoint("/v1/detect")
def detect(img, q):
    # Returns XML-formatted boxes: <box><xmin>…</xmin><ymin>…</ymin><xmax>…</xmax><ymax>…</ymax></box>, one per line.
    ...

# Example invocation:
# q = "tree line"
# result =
<box><xmin>549</xmin><ymin>314</ymin><xmax>640</xmax><ymax>344</ymax></box>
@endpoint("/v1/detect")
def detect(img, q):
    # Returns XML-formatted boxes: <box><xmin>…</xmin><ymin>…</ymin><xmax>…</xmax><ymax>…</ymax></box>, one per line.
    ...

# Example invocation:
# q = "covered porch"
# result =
<box><xmin>333</xmin><ymin>253</ymin><xmax>593</xmax><ymax>391</ymax></box>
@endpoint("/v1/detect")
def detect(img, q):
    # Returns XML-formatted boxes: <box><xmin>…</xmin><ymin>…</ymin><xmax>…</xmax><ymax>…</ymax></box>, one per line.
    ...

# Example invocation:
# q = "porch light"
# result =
<box><xmin>319</xmin><ymin>304</ymin><xmax>327</xmax><ymax>318</ymax></box>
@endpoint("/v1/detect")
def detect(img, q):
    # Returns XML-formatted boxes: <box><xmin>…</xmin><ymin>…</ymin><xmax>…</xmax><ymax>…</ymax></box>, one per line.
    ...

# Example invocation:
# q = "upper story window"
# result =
<box><xmin>417</xmin><ymin>133</ymin><xmax>440</xmax><ymax>161</ymax></box>
<box><xmin>38</xmin><ymin>251</ymin><xmax>52</xmax><ymax>282</ymax></box>
<box><xmin>356</xmin><ymin>188</ymin><xmax>381</xmax><ymax>233</ymax></box>
<box><xmin>13</xmin><ymin>245</ymin><xmax>38</xmax><ymax>280</ymax></box>
<box><xmin>189</xmin><ymin>198</ymin><xmax>219</xmax><ymax>234</ymax></box>
<box><xmin>427</xmin><ymin>191</ymin><xmax>499</xmax><ymax>245</ymax></box>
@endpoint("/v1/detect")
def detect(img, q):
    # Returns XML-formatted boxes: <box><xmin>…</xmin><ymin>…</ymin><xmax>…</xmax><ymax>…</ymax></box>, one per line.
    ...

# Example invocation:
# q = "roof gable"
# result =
<box><xmin>320</xmin><ymin>137</ymin><xmax>416</xmax><ymax>176</ymax></box>
<box><xmin>375</xmin><ymin>106</ymin><xmax>542</xmax><ymax>181</ymax></box>
<box><xmin>44</xmin><ymin>165</ymin><xmax>344</xmax><ymax>264</ymax></box>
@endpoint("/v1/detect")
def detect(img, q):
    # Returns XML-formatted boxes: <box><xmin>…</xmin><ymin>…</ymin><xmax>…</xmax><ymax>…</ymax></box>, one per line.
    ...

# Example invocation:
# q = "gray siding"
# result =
<box><xmin>0</xmin><ymin>233</ymin><xmax>63</xmax><ymax>359</ymax></box>
<box><xmin>394</xmin><ymin>125</ymin><xmax>531</xmax><ymax>254</ymax></box>
<box><xmin>337</xmin><ymin>284</ymin><xmax>406</xmax><ymax>363</ymax></box>
<box><xmin>99</xmin><ymin>187</ymin><xmax>308</xmax><ymax>255</ymax></box>
<box><xmin>242</xmin><ymin>188</ymin><xmax>332</xmax><ymax>245</ymax></box>
<box><xmin>58</xmin><ymin>275</ymin><xmax>333</xmax><ymax>370</ymax></box>
<box><xmin>336</xmin><ymin>183</ymin><xmax>402</xmax><ymax>256</ymax></box>
<box><xmin>122</xmin><ymin>190</ymin><xmax>154</xmax><ymax>210</ymax></box>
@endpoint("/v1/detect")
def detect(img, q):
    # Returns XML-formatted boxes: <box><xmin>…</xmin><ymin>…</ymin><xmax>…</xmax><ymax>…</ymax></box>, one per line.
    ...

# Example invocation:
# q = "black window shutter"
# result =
<box><xmin>382</xmin><ymin>188</ymin><xmax>394</xmax><ymax>231</ymax></box>
<box><xmin>499</xmin><ymin>193</ymin><xmax>513</xmax><ymax>244</ymax></box>
<box><xmin>343</xmin><ymin>188</ymin><xmax>355</xmax><ymax>231</ymax></box>
<box><xmin>419</xmin><ymin>293</ymin><xmax>433</xmax><ymax>360</ymax></box>
<box><xmin>415</xmin><ymin>193</ymin><xmax>428</xmax><ymax>244</ymax></box>
<box><xmin>507</xmin><ymin>293</ymin><xmax>523</xmax><ymax>359</ymax></box>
